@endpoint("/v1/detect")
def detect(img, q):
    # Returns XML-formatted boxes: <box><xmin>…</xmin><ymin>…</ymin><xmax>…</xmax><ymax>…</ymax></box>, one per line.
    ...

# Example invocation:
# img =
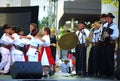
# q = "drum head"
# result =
<box><xmin>58</xmin><ymin>32</ymin><xmax>78</xmax><ymax>50</ymax></box>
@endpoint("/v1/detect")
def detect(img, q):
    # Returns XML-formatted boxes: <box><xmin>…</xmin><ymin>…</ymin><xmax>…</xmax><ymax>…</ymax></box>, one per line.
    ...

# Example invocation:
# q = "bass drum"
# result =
<box><xmin>58</xmin><ymin>32</ymin><xmax>78</xmax><ymax>50</ymax></box>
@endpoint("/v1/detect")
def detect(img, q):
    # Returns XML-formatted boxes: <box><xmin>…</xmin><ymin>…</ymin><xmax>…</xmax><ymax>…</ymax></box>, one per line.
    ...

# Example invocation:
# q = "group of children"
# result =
<box><xmin>0</xmin><ymin>23</ymin><xmax>55</xmax><ymax>77</ymax></box>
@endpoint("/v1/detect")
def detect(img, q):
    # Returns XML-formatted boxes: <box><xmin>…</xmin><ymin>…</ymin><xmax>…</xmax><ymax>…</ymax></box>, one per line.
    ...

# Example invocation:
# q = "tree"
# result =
<box><xmin>38</xmin><ymin>17</ymin><xmax>49</xmax><ymax>29</ymax></box>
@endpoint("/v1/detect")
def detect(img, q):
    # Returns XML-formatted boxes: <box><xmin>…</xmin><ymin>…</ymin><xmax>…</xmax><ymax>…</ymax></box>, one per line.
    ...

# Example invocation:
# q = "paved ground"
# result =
<box><xmin>0</xmin><ymin>72</ymin><xmax>117</xmax><ymax>81</ymax></box>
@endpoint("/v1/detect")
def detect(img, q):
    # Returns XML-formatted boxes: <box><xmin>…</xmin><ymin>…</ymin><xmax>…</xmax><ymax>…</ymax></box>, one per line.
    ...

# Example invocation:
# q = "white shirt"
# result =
<box><xmin>0</xmin><ymin>33</ymin><xmax>14</xmax><ymax>45</ymax></box>
<box><xmin>90</xmin><ymin>28</ymin><xmax>101</xmax><ymax>42</ymax></box>
<box><xmin>30</xmin><ymin>38</ymin><xmax>44</xmax><ymax>47</ymax></box>
<box><xmin>107</xmin><ymin>23</ymin><xmax>119</xmax><ymax>40</ymax></box>
<box><xmin>14</xmin><ymin>35</ymin><xmax>30</xmax><ymax>47</ymax></box>
<box><xmin>27</xmin><ymin>33</ymin><xmax>34</xmax><ymax>45</ymax></box>
<box><xmin>76</xmin><ymin>28</ymin><xmax>90</xmax><ymax>44</ymax></box>
<box><xmin>42</xmin><ymin>35</ymin><xmax>50</xmax><ymax>46</ymax></box>
<box><xmin>60</xmin><ymin>62</ymin><xmax>70</xmax><ymax>73</ymax></box>
<box><xmin>101</xmin><ymin>22</ymin><xmax>119</xmax><ymax>40</ymax></box>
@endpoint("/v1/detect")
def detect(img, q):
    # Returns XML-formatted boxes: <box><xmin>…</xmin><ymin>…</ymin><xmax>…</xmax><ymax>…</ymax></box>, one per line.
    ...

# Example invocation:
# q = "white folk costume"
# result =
<box><xmin>24</xmin><ymin>33</ymin><xmax>34</xmax><ymax>61</ymax></box>
<box><xmin>10</xmin><ymin>33</ymin><xmax>18</xmax><ymax>64</ymax></box>
<box><xmin>40</xmin><ymin>35</ymin><xmax>55</xmax><ymax>66</ymax></box>
<box><xmin>27</xmin><ymin>38</ymin><xmax>44</xmax><ymax>62</ymax></box>
<box><xmin>12</xmin><ymin>35</ymin><xmax>29</xmax><ymax>63</ymax></box>
<box><xmin>0</xmin><ymin>33</ymin><xmax>14</xmax><ymax>74</ymax></box>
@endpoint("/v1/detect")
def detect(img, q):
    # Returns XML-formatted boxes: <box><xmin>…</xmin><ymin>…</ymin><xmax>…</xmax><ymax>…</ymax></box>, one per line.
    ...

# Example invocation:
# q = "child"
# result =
<box><xmin>40</xmin><ymin>27</ymin><xmax>55</xmax><ymax>77</ymax></box>
<box><xmin>25</xmin><ymin>23</ymin><xmax>38</xmax><ymax>61</ymax></box>
<box><xmin>27</xmin><ymin>28</ymin><xmax>44</xmax><ymax>62</ymax></box>
<box><xmin>12</xmin><ymin>27</ymin><xmax>30</xmax><ymax>63</ymax></box>
<box><xmin>59</xmin><ymin>58</ymin><xmax>70</xmax><ymax>73</ymax></box>
<box><xmin>0</xmin><ymin>24</ymin><xmax>14</xmax><ymax>75</ymax></box>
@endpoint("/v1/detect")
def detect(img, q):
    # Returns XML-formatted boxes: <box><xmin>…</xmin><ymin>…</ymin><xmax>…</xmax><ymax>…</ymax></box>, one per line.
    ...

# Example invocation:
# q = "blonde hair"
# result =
<box><xmin>50</xmin><ymin>28</ymin><xmax>55</xmax><ymax>33</ymax></box>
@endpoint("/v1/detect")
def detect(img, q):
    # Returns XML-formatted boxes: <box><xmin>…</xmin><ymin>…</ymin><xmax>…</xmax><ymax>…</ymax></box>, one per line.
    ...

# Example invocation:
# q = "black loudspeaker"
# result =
<box><xmin>11</xmin><ymin>62</ymin><xmax>43</xmax><ymax>79</ymax></box>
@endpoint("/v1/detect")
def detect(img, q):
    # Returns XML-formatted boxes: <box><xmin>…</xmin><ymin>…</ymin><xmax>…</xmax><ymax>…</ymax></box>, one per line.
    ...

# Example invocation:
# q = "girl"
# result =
<box><xmin>27</xmin><ymin>28</ymin><xmax>44</xmax><ymax>62</ymax></box>
<box><xmin>25</xmin><ymin>23</ymin><xmax>38</xmax><ymax>61</ymax></box>
<box><xmin>40</xmin><ymin>27</ymin><xmax>55</xmax><ymax>77</ymax></box>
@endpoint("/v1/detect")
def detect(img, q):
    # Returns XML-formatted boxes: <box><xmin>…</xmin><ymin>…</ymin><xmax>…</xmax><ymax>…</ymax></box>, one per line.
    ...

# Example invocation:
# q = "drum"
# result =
<box><xmin>58</xmin><ymin>32</ymin><xmax>78</xmax><ymax>50</ymax></box>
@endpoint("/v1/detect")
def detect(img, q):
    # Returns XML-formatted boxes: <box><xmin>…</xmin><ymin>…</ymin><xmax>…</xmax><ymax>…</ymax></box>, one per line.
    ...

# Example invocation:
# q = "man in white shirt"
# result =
<box><xmin>75</xmin><ymin>21</ymin><xmax>90</xmax><ymax>76</ymax></box>
<box><xmin>99</xmin><ymin>13</ymin><xmax>119</xmax><ymax>78</ymax></box>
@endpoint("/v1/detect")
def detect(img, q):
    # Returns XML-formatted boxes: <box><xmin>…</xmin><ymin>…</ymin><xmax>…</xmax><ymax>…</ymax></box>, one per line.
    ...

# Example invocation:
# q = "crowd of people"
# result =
<box><xmin>75</xmin><ymin>12</ymin><xmax>119</xmax><ymax>78</ymax></box>
<box><xmin>0</xmin><ymin>23</ymin><xmax>57</xmax><ymax>77</ymax></box>
<box><xmin>0</xmin><ymin>12</ymin><xmax>119</xmax><ymax>79</ymax></box>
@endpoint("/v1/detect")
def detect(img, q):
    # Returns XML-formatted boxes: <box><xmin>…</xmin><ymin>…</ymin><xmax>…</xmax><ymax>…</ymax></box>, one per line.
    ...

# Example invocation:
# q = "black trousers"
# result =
<box><xmin>88</xmin><ymin>45</ymin><xmax>99</xmax><ymax>76</ymax></box>
<box><xmin>50</xmin><ymin>46</ymin><xmax>56</xmax><ymax>61</ymax></box>
<box><xmin>75</xmin><ymin>45</ymin><xmax>87</xmax><ymax>75</ymax></box>
<box><xmin>98</xmin><ymin>43</ymin><xmax>115</xmax><ymax>77</ymax></box>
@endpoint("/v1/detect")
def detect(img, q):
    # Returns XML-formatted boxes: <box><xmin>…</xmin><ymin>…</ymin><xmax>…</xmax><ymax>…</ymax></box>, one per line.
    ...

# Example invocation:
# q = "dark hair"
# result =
<box><xmin>31</xmin><ymin>28</ymin><xmax>39</xmax><ymax>36</ymax></box>
<box><xmin>2</xmin><ymin>24</ymin><xmax>10</xmax><ymax>30</ymax></box>
<box><xmin>11</xmin><ymin>26</ymin><xmax>18</xmax><ymax>33</ymax></box>
<box><xmin>44</xmin><ymin>27</ymin><xmax>50</xmax><ymax>35</ymax></box>
<box><xmin>16</xmin><ymin>27</ymin><xmax>23</xmax><ymax>33</ymax></box>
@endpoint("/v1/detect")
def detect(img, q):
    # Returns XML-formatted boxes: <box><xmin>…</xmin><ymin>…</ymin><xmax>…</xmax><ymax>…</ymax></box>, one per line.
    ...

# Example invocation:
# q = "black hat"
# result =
<box><xmin>106</xmin><ymin>13</ymin><xmax>115</xmax><ymax>18</ymax></box>
<box><xmin>99</xmin><ymin>14</ymin><xmax>106</xmax><ymax>18</ymax></box>
<box><xmin>78</xmin><ymin>21</ymin><xmax>86</xmax><ymax>25</ymax></box>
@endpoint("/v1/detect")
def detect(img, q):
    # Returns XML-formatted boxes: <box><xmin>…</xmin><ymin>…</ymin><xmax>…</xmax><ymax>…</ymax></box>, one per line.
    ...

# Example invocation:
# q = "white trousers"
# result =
<box><xmin>12</xmin><ymin>49</ymin><xmax>25</xmax><ymax>64</ymax></box>
<box><xmin>0</xmin><ymin>47</ymin><xmax>11</xmax><ymax>73</ymax></box>
<box><xmin>28</xmin><ymin>55</ymin><xmax>38</xmax><ymax>62</ymax></box>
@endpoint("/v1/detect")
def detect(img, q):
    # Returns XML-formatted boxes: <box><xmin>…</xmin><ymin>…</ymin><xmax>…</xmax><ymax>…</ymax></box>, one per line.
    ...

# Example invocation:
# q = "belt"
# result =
<box><xmin>99</xmin><ymin>40</ymin><xmax>115</xmax><ymax>46</ymax></box>
<box><xmin>30</xmin><ymin>46</ymin><xmax>37</xmax><ymax>49</ymax></box>
<box><xmin>78</xmin><ymin>43</ymin><xmax>85</xmax><ymax>47</ymax></box>
<box><xmin>2</xmin><ymin>44</ymin><xmax>11</xmax><ymax>49</ymax></box>
<box><xmin>91</xmin><ymin>42</ymin><xmax>99</xmax><ymax>46</ymax></box>
<box><xmin>110</xmin><ymin>40</ymin><xmax>115</xmax><ymax>43</ymax></box>
<box><xmin>15</xmin><ymin>46</ymin><xmax>22</xmax><ymax>51</ymax></box>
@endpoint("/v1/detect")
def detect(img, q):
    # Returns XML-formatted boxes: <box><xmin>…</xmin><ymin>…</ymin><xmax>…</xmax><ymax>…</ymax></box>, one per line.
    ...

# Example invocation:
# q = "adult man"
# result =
<box><xmin>88</xmin><ymin>21</ymin><xmax>102</xmax><ymax>76</ymax></box>
<box><xmin>75</xmin><ymin>21</ymin><xmax>90</xmax><ymax>76</ymax></box>
<box><xmin>97</xmin><ymin>14</ymin><xmax>108</xmax><ymax>77</ymax></box>
<box><xmin>99</xmin><ymin>13</ymin><xmax>119</xmax><ymax>78</ymax></box>
<box><xmin>99</xmin><ymin>14</ymin><xmax>107</xmax><ymax>25</ymax></box>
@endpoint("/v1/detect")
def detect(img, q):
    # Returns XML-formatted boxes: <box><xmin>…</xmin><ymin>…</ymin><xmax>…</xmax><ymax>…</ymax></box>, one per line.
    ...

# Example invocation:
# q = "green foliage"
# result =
<box><xmin>38</xmin><ymin>17</ymin><xmax>49</xmax><ymax>29</ymax></box>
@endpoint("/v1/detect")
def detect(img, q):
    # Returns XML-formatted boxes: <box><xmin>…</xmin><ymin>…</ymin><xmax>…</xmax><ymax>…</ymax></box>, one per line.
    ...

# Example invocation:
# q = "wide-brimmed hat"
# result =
<box><xmin>106</xmin><ymin>13</ymin><xmax>115</xmax><ymax>18</ymax></box>
<box><xmin>62</xmin><ymin>57</ymin><xmax>70</xmax><ymax>62</ymax></box>
<box><xmin>99</xmin><ymin>14</ymin><xmax>106</xmax><ymax>18</ymax></box>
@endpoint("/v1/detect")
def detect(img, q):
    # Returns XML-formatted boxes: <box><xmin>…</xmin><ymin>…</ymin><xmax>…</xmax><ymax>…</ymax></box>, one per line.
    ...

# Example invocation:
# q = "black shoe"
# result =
<box><xmin>81</xmin><ymin>74</ymin><xmax>87</xmax><ymax>77</ymax></box>
<box><xmin>4</xmin><ymin>73</ymin><xmax>10</xmax><ymax>75</ymax></box>
<box><xmin>99</xmin><ymin>75</ymin><xmax>108</xmax><ymax>78</ymax></box>
<box><xmin>49</xmin><ymin>70</ymin><xmax>54</xmax><ymax>76</ymax></box>
<box><xmin>42</xmin><ymin>74</ymin><xmax>48</xmax><ymax>77</ymax></box>
<box><xmin>76</xmin><ymin>73</ymin><xmax>82</xmax><ymax>76</ymax></box>
<box><xmin>0</xmin><ymin>72</ymin><xmax>3</xmax><ymax>75</ymax></box>
<box><xmin>107</xmin><ymin>76</ymin><xmax>115</xmax><ymax>79</ymax></box>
